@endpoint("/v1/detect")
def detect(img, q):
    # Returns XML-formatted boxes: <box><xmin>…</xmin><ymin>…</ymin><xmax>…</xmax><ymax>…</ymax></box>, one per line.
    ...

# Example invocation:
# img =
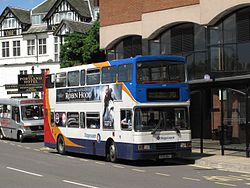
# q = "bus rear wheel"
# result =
<box><xmin>107</xmin><ymin>142</ymin><xmax>117</xmax><ymax>163</ymax></box>
<box><xmin>57</xmin><ymin>135</ymin><xmax>65</xmax><ymax>155</ymax></box>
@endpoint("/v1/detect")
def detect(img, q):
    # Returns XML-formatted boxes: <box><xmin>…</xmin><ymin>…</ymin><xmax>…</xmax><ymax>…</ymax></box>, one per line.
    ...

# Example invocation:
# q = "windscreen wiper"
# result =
<box><xmin>174</xmin><ymin>127</ymin><xmax>180</xmax><ymax>134</ymax></box>
<box><xmin>151</xmin><ymin>119</ymin><xmax>163</xmax><ymax>135</ymax></box>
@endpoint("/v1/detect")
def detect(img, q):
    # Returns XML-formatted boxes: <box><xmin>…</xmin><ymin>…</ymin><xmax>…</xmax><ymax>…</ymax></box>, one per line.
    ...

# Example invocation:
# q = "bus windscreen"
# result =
<box><xmin>21</xmin><ymin>105</ymin><xmax>43</xmax><ymax>120</ymax></box>
<box><xmin>136</xmin><ymin>61</ymin><xmax>185</xmax><ymax>84</ymax></box>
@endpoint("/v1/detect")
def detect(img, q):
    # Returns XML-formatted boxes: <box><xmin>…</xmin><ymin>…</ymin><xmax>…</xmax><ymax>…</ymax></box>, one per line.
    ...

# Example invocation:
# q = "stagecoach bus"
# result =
<box><xmin>44</xmin><ymin>55</ymin><xmax>191</xmax><ymax>162</ymax></box>
<box><xmin>0</xmin><ymin>98</ymin><xmax>44</xmax><ymax>142</ymax></box>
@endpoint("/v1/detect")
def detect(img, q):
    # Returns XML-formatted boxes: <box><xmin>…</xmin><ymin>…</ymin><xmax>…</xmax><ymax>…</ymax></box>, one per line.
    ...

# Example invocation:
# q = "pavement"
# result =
<box><xmin>189</xmin><ymin>148</ymin><xmax>250</xmax><ymax>174</ymax></box>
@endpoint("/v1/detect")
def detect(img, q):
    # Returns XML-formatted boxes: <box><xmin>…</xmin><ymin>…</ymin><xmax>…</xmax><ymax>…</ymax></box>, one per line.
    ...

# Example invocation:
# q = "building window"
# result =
<box><xmin>2</xmin><ymin>42</ymin><xmax>9</xmax><ymax>57</ymax></box>
<box><xmin>39</xmin><ymin>38</ymin><xmax>46</xmax><ymax>54</ymax></box>
<box><xmin>20</xmin><ymin>70</ymin><xmax>27</xmax><ymax>75</ymax></box>
<box><xmin>13</xmin><ymin>41</ymin><xmax>20</xmax><ymax>56</ymax></box>
<box><xmin>94</xmin><ymin>0</ymin><xmax>99</xmax><ymax>7</ymax></box>
<box><xmin>27</xmin><ymin>39</ymin><xmax>35</xmax><ymax>55</ymax></box>
<box><xmin>149</xmin><ymin>23</ymin><xmax>207</xmax><ymax>80</ymax></box>
<box><xmin>107</xmin><ymin>36</ymin><xmax>142</xmax><ymax>60</ymax></box>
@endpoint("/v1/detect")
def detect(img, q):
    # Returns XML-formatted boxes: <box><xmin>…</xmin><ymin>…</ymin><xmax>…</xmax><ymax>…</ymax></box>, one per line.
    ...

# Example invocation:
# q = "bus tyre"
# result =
<box><xmin>0</xmin><ymin>130</ymin><xmax>4</xmax><ymax>140</ymax></box>
<box><xmin>108</xmin><ymin>142</ymin><xmax>117</xmax><ymax>163</ymax></box>
<box><xmin>18</xmin><ymin>132</ymin><xmax>24</xmax><ymax>142</ymax></box>
<box><xmin>57</xmin><ymin>135</ymin><xmax>65</xmax><ymax>155</ymax></box>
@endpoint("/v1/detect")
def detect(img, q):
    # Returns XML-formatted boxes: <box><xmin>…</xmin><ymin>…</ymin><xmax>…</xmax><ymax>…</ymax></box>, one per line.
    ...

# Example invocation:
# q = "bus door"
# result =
<box><xmin>11</xmin><ymin>106</ymin><xmax>21</xmax><ymax>139</ymax></box>
<box><xmin>0</xmin><ymin>104</ymin><xmax>12</xmax><ymax>138</ymax></box>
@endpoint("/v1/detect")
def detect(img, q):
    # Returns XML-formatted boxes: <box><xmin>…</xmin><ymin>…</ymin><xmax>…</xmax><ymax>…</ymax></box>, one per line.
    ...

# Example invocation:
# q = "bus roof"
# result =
<box><xmin>0</xmin><ymin>98</ymin><xmax>43</xmax><ymax>106</ymax></box>
<box><xmin>109</xmin><ymin>55</ymin><xmax>186</xmax><ymax>66</ymax></box>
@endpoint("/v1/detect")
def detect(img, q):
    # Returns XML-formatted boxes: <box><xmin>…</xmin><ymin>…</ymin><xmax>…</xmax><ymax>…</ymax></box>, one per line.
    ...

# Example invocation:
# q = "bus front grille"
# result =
<box><xmin>155</xmin><ymin>143</ymin><xmax>178</xmax><ymax>151</ymax></box>
<box><xmin>30</xmin><ymin>126</ymin><xmax>44</xmax><ymax>131</ymax></box>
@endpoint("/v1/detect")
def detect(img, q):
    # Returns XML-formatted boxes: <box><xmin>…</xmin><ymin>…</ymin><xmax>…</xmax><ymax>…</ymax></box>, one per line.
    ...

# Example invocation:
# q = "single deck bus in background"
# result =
<box><xmin>0</xmin><ymin>98</ymin><xmax>44</xmax><ymax>142</ymax></box>
<box><xmin>44</xmin><ymin>55</ymin><xmax>191</xmax><ymax>162</ymax></box>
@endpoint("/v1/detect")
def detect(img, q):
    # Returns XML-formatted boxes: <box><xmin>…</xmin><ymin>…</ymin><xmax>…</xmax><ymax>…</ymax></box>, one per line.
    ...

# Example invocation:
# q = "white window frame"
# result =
<box><xmin>27</xmin><ymin>39</ymin><xmax>35</xmax><ymax>55</ymax></box>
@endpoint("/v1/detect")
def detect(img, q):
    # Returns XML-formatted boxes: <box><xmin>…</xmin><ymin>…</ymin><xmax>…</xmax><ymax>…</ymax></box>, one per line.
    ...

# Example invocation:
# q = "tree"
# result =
<box><xmin>60</xmin><ymin>19</ymin><xmax>106</xmax><ymax>68</ymax></box>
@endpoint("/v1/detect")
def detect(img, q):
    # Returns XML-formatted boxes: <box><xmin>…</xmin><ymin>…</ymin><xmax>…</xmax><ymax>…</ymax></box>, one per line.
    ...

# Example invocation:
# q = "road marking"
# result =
<box><xmin>67</xmin><ymin>156</ymin><xmax>76</xmax><ymax>159</ymax></box>
<box><xmin>214</xmin><ymin>182</ymin><xmax>237</xmax><ymax>187</ymax></box>
<box><xmin>34</xmin><ymin>149</ymin><xmax>40</xmax><ymax>152</ymax></box>
<box><xmin>155</xmin><ymin>172</ymin><xmax>170</xmax><ymax>177</ymax></box>
<box><xmin>17</xmin><ymin>145</ymin><xmax>22</xmax><ymax>148</ymax></box>
<box><xmin>246</xmin><ymin>182</ymin><xmax>250</xmax><ymax>185</ymax></box>
<box><xmin>80</xmin><ymin>158</ymin><xmax>89</xmax><ymax>162</ymax></box>
<box><xmin>189</xmin><ymin>164</ymin><xmax>213</xmax><ymax>169</ymax></box>
<box><xmin>132</xmin><ymin>169</ymin><xmax>145</xmax><ymax>173</ymax></box>
<box><xmin>6</xmin><ymin>167</ymin><xmax>43</xmax><ymax>177</ymax></box>
<box><xmin>25</xmin><ymin>147</ymin><xmax>31</xmax><ymax>149</ymax></box>
<box><xmin>183</xmin><ymin>177</ymin><xmax>201</xmax><ymax>182</ymax></box>
<box><xmin>204</xmin><ymin>175</ymin><xmax>243</xmax><ymax>182</ymax></box>
<box><xmin>112</xmin><ymin>165</ymin><xmax>125</xmax><ymax>169</ymax></box>
<box><xmin>3</xmin><ymin>141</ymin><xmax>8</xmax><ymax>143</ymax></box>
<box><xmin>62</xmin><ymin>180</ymin><xmax>99</xmax><ymax>188</ymax></box>
<box><xmin>10</xmin><ymin>143</ymin><xmax>15</xmax><ymax>146</ymax></box>
<box><xmin>95</xmin><ymin>161</ymin><xmax>105</xmax><ymax>165</ymax></box>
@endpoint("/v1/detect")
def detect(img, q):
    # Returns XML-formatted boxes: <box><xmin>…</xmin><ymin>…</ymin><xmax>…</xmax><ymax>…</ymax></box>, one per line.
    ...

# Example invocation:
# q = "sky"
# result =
<box><xmin>0</xmin><ymin>0</ymin><xmax>45</xmax><ymax>13</ymax></box>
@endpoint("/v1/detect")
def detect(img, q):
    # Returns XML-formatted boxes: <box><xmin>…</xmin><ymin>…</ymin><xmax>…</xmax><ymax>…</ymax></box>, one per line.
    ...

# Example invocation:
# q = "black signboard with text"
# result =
<box><xmin>18</xmin><ymin>74</ymin><xmax>44</xmax><ymax>93</ymax></box>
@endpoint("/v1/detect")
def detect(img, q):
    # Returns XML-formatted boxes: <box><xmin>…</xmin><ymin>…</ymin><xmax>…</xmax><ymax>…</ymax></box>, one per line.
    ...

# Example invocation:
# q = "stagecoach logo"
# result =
<box><xmin>84</xmin><ymin>133</ymin><xmax>96</xmax><ymax>139</ymax></box>
<box><xmin>157</xmin><ymin>136</ymin><xmax>175</xmax><ymax>140</ymax></box>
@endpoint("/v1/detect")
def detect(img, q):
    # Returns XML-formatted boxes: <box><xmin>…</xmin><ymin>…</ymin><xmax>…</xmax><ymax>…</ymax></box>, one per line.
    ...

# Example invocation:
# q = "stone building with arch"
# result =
<box><xmin>100</xmin><ymin>0</ymin><xmax>250</xmax><ymax>155</ymax></box>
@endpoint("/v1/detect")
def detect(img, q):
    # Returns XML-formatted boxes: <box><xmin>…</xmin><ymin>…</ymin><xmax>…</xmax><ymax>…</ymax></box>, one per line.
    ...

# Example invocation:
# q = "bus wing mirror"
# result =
<box><xmin>51</xmin><ymin>74</ymin><xmax>56</xmax><ymax>83</ymax></box>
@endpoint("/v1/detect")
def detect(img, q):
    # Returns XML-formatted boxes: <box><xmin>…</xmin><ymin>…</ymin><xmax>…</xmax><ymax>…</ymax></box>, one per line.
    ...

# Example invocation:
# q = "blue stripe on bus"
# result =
<box><xmin>46</xmin><ymin>138</ymin><xmax>191</xmax><ymax>160</ymax></box>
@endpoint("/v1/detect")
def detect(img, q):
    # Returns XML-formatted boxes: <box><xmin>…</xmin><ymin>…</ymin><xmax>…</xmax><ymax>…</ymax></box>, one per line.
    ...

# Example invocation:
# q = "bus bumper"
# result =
<box><xmin>131</xmin><ymin>142</ymin><xmax>192</xmax><ymax>160</ymax></box>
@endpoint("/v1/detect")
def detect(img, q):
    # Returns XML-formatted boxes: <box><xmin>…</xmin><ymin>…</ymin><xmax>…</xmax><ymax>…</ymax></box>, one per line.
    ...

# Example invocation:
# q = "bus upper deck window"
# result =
<box><xmin>118</xmin><ymin>64</ymin><xmax>132</xmax><ymax>82</ymax></box>
<box><xmin>86</xmin><ymin>68</ymin><xmax>100</xmax><ymax>85</ymax></box>
<box><xmin>102</xmin><ymin>66</ymin><xmax>117</xmax><ymax>84</ymax></box>
<box><xmin>68</xmin><ymin>70</ymin><xmax>79</xmax><ymax>87</ymax></box>
<box><xmin>56</xmin><ymin>72</ymin><xmax>66</xmax><ymax>88</ymax></box>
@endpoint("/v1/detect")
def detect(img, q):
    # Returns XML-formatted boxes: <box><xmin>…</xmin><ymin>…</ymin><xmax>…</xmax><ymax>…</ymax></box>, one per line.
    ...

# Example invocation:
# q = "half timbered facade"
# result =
<box><xmin>0</xmin><ymin>0</ymin><xmax>98</xmax><ymax>98</ymax></box>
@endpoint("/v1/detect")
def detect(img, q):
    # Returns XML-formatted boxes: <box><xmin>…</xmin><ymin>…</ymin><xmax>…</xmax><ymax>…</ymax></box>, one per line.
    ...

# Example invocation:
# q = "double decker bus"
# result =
<box><xmin>43</xmin><ymin>55</ymin><xmax>191</xmax><ymax>162</ymax></box>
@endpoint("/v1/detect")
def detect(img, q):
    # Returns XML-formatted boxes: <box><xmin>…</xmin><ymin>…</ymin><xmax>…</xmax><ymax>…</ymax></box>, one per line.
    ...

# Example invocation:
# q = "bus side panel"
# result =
<box><xmin>66</xmin><ymin>138</ymin><xmax>106</xmax><ymax>156</ymax></box>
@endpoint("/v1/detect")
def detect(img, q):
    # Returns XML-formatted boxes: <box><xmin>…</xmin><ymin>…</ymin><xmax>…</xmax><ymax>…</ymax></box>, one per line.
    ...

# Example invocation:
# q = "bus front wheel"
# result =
<box><xmin>107</xmin><ymin>142</ymin><xmax>117</xmax><ymax>163</ymax></box>
<box><xmin>0</xmin><ymin>130</ymin><xmax>4</xmax><ymax>140</ymax></box>
<box><xmin>17</xmin><ymin>131</ymin><xmax>24</xmax><ymax>142</ymax></box>
<box><xmin>57</xmin><ymin>135</ymin><xmax>65</xmax><ymax>155</ymax></box>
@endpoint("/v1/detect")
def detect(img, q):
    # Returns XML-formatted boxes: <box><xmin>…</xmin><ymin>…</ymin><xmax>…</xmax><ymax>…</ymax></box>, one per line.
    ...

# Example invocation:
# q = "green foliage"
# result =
<box><xmin>60</xmin><ymin>19</ymin><xmax>106</xmax><ymax>68</ymax></box>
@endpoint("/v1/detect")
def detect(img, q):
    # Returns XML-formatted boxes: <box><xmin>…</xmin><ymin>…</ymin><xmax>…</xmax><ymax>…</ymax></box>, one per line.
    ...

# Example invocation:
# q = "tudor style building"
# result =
<box><xmin>0</xmin><ymin>0</ymin><xmax>99</xmax><ymax>98</ymax></box>
<box><xmin>99</xmin><ymin>0</ymin><xmax>250</xmax><ymax>156</ymax></box>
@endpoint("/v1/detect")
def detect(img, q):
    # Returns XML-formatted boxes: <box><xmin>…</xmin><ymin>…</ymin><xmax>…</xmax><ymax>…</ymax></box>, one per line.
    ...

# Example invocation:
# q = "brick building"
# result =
<box><xmin>100</xmin><ymin>0</ymin><xmax>250</xmax><ymax>155</ymax></box>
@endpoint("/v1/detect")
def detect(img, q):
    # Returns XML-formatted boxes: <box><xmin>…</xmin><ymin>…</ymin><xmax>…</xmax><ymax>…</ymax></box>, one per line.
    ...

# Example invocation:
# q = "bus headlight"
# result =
<box><xmin>23</xmin><ymin>126</ymin><xmax>30</xmax><ymax>130</ymax></box>
<box><xmin>138</xmin><ymin>144</ymin><xmax>151</xmax><ymax>151</ymax></box>
<box><xmin>180</xmin><ymin>142</ymin><xmax>192</xmax><ymax>148</ymax></box>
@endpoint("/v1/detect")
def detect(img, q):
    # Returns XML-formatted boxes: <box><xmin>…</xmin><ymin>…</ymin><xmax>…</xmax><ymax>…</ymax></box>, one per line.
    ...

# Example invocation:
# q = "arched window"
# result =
<box><xmin>107</xmin><ymin>36</ymin><xmax>142</xmax><ymax>60</ymax></box>
<box><xmin>209</xmin><ymin>6</ymin><xmax>250</xmax><ymax>74</ymax></box>
<box><xmin>149</xmin><ymin>23</ymin><xmax>208</xmax><ymax>80</ymax></box>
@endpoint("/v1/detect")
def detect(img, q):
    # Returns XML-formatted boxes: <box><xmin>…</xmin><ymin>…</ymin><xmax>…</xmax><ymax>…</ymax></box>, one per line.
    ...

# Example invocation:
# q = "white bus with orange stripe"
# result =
<box><xmin>43</xmin><ymin>55</ymin><xmax>191</xmax><ymax>162</ymax></box>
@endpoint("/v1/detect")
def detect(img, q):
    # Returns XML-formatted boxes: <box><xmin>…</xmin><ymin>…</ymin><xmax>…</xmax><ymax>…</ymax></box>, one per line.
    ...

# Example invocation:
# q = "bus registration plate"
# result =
<box><xmin>159</xmin><ymin>154</ymin><xmax>172</xmax><ymax>159</ymax></box>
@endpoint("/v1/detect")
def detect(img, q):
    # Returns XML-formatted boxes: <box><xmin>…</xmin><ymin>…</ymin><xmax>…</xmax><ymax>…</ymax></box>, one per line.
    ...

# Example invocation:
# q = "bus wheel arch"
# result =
<box><xmin>106</xmin><ymin>138</ymin><xmax>117</xmax><ymax>163</ymax></box>
<box><xmin>57</xmin><ymin>134</ymin><xmax>66</xmax><ymax>155</ymax></box>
